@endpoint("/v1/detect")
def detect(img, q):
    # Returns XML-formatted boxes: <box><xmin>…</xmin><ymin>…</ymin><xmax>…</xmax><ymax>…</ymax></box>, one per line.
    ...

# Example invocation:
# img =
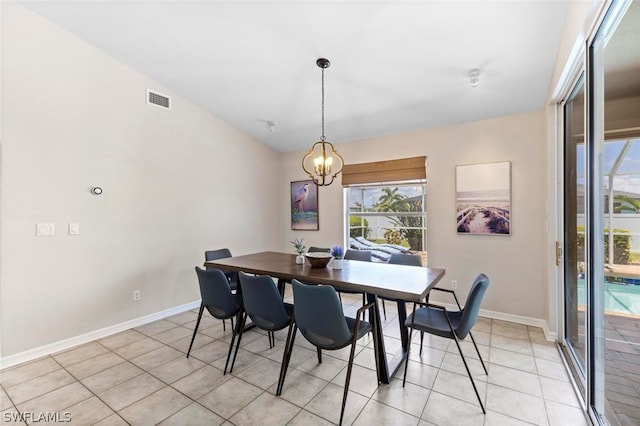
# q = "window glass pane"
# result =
<box><xmin>346</xmin><ymin>182</ymin><xmax>427</xmax><ymax>259</ymax></box>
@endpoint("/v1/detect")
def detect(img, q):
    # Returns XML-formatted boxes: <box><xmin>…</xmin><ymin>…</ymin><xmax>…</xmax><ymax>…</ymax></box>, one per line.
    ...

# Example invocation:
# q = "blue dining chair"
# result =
<box><xmin>342</xmin><ymin>250</ymin><xmax>372</xmax><ymax>319</ymax></box>
<box><xmin>205</xmin><ymin>248</ymin><xmax>238</xmax><ymax>290</ymax></box>
<box><xmin>403</xmin><ymin>273</ymin><xmax>490</xmax><ymax>413</ymax></box>
<box><xmin>205</xmin><ymin>248</ymin><xmax>238</xmax><ymax>331</ymax></box>
<box><xmin>227</xmin><ymin>272</ymin><xmax>294</xmax><ymax>373</ymax></box>
<box><xmin>188</xmin><ymin>267</ymin><xmax>242</xmax><ymax>376</ymax></box>
<box><xmin>381</xmin><ymin>253</ymin><xmax>423</xmax><ymax>319</ymax></box>
<box><xmin>307</xmin><ymin>246</ymin><xmax>331</xmax><ymax>253</ymax></box>
<box><xmin>344</xmin><ymin>249</ymin><xmax>372</xmax><ymax>262</ymax></box>
<box><xmin>277</xmin><ymin>280</ymin><xmax>379</xmax><ymax>426</ymax></box>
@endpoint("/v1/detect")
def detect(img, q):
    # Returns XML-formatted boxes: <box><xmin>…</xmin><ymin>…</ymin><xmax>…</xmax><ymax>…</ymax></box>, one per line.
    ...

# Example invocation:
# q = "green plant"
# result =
<box><xmin>349</xmin><ymin>216</ymin><xmax>371</xmax><ymax>239</ymax></box>
<box><xmin>383</xmin><ymin>229</ymin><xmax>402</xmax><ymax>244</ymax></box>
<box><xmin>576</xmin><ymin>226</ymin><xmax>631</xmax><ymax>264</ymax></box>
<box><xmin>291</xmin><ymin>238</ymin><xmax>306</xmax><ymax>255</ymax></box>
<box><xmin>386</xmin><ymin>197</ymin><xmax>423</xmax><ymax>251</ymax></box>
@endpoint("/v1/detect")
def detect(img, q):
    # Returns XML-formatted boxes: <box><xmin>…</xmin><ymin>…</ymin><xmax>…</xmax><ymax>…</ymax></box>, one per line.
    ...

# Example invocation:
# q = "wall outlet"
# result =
<box><xmin>69</xmin><ymin>223</ymin><xmax>80</xmax><ymax>235</ymax></box>
<box><xmin>133</xmin><ymin>290</ymin><xmax>141</xmax><ymax>302</ymax></box>
<box><xmin>451</xmin><ymin>280</ymin><xmax>458</xmax><ymax>289</ymax></box>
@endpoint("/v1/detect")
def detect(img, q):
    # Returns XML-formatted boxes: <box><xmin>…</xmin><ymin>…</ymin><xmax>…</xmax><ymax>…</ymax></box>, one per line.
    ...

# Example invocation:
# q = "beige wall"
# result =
<box><xmin>281</xmin><ymin>111</ymin><xmax>547</xmax><ymax>321</ymax></box>
<box><xmin>0</xmin><ymin>0</ymin><xmax>608</xmax><ymax>359</ymax></box>
<box><xmin>0</xmin><ymin>2</ymin><xmax>280</xmax><ymax>357</ymax></box>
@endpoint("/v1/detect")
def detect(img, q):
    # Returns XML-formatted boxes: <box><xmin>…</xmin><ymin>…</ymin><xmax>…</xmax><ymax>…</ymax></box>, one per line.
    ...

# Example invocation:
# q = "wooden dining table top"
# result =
<box><xmin>204</xmin><ymin>251</ymin><xmax>446</xmax><ymax>302</ymax></box>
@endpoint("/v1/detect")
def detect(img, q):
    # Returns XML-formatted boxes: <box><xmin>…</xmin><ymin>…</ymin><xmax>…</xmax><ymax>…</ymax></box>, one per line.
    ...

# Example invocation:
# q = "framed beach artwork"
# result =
<box><xmin>456</xmin><ymin>161</ymin><xmax>511</xmax><ymax>235</ymax></box>
<box><xmin>291</xmin><ymin>180</ymin><xmax>319</xmax><ymax>230</ymax></box>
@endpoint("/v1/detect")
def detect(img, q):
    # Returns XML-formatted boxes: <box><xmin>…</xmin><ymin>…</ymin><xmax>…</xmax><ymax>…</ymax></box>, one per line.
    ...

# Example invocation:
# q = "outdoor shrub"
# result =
<box><xmin>349</xmin><ymin>217</ymin><xmax>371</xmax><ymax>239</ymax></box>
<box><xmin>576</xmin><ymin>226</ymin><xmax>631</xmax><ymax>264</ymax></box>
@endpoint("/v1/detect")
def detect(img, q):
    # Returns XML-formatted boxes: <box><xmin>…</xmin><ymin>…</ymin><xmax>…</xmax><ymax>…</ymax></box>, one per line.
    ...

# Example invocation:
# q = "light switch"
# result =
<box><xmin>36</xmin><ymin>223</ymin><xmax>54</xmax><ymax>236</ymax></box>
<box><xmin>69</xmin><ymin>223</ymin><xmax>80</xmax><ymax>235</ymax></box>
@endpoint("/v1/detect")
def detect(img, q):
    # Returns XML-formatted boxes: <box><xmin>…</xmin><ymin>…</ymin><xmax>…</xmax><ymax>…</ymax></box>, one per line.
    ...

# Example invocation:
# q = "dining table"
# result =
<box><xmin>204</xmin><ymin>251</ymin><xmax>446</xmax><ymax>384</ymax></box>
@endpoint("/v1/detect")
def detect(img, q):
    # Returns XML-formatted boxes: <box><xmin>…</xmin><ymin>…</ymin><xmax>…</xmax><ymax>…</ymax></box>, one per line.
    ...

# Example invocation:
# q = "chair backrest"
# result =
<box><xmin>388</xmin><ymin>253</ymin><xmax>422</xmax><ymax>266</ymax></box>
<box><xmin>205</xmin><ymin>248</ymin><xmax>238</xmax><ymax>281</ymax></box>
<box><xmin>205</xmin><ymin>248</ymin><xmax>232</xmax><ymax>262</ymax></box>
<box><xmin>455</xmin><ymin>273</ymin><xmax>490</xmax><ymax>339</ymax></box>
<box><xmin>238</xmin><ymin>272</ymin><xmax>290</xmax><ymax>330</ymax></box>
<box><xmin>195</xmin><ymin>266</ymin><xmax>240</xmax><ymax>319</ymax></box>
<box><xmin>308</xmin><ymin>246</ymin><xmax>330</xmax><ymax>253</ymax></box>
<box><xmin>292</xmin><ymin>280</ymin><xmax>352</xmax><ymax>349</ymax></box>
<box><xmin>344</xmin><ymin>249</ymin><xmax>372</xmax><ymax>262</ymax></box>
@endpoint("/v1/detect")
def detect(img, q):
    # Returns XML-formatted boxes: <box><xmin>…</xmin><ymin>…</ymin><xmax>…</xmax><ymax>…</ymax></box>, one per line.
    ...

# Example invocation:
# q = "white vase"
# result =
<box><xmin>333</xmin><ymin>258</ymin><xmax>343</xmax><ymax>269</ymax></box>
<box><xmin>296</xmin><ymin>255</ymin><xmax>304</xmax><ymax>264</ymax></box>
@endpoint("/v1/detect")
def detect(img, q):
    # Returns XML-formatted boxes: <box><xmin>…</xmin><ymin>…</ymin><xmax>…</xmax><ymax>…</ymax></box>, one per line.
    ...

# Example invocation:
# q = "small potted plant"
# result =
<box><xmin>291</xmin><ymin>238</ymin><xmax>306</xmax><ymax>264</ymax></box>
<box><xmin>331</xmin><ymin>245</ymin><xmax>344</xmax><ymax>269</ymax></box>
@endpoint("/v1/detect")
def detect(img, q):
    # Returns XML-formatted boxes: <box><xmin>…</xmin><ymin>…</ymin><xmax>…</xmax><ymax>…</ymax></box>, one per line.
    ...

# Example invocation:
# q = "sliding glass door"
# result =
<box><xmin>560</xmin><ymin>1</ymin><xmax>640</xmax><ymax>423</ymax></box>
<box><xmin>563</xmin><ymin>76</ymin><xmax>587</xmax><ymax>394</ymax></box>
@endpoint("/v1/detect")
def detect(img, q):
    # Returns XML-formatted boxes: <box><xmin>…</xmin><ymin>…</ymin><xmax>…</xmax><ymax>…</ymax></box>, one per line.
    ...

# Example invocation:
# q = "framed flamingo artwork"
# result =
<box><xmin>291</xmin><ymin>180</ymin><xmax>319</xmax><ymax>230</ymax></box>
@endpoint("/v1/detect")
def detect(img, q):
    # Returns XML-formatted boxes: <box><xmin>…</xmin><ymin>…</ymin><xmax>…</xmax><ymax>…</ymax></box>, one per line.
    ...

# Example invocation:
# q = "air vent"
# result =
<box><xmin>146</xmin><ymin>89</ymin><xmax>170</xmax><ymax>109</ymax></box>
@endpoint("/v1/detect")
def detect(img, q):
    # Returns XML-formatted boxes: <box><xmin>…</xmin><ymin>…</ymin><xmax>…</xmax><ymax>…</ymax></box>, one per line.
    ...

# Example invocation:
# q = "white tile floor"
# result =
<box><xmin>0</xmin><ymin>293</ymin><xmax>589</xmax><ymax>425</ymax></box>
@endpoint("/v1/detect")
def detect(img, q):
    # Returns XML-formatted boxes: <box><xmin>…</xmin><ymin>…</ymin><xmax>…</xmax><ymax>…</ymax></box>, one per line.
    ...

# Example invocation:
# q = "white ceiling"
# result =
<box><xmin>21</xmin><ymin>1</ymin><xmax>570</xmax><ymax>153</ymax></box>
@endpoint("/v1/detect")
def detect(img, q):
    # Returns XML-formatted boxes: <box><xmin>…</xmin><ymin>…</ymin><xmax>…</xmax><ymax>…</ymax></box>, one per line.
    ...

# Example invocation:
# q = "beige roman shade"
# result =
<box><xmin>341</xmin><ymin>156</ymin><xmax>426</xmax><ymax>186</ymax></box>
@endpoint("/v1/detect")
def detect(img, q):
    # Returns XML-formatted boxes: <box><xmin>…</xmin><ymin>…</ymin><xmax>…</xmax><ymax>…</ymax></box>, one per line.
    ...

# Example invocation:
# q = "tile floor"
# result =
<box><xmin>0</xmin><ymin>293</ymin><xmax>589</xmax><ymax>425</ymax></box>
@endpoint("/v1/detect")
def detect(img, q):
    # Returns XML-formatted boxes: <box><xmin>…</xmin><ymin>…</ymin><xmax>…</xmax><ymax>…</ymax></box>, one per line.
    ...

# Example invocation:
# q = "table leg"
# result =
<box><xmin>367</xmin><ymin>293</ymin><xmax>390</xmax><ymax>383</ymax></box>
<box><xmin>376</xmin><ymin>299</ymin><xmax>409</xmax><ymax>383</ymax></box>
<box><xmin>397</xmin><ymin>299</ymin><xmax>408</xmax><ymax>348</ymax></box>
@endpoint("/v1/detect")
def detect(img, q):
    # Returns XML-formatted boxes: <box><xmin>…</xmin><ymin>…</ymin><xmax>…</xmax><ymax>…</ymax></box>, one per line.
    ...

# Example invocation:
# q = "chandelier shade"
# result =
<box><xmin>302</xmin><ymin>58</ymin><xmax>344</xmax><ymax>186</ymax></box>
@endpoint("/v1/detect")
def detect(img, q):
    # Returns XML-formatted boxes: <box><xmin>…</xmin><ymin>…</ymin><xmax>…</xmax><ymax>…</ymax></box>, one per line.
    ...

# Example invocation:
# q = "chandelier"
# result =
<box><xmin>302</xmin><ymin>58</ymin><xmax>344</xmax><ymax>186</ymax></box>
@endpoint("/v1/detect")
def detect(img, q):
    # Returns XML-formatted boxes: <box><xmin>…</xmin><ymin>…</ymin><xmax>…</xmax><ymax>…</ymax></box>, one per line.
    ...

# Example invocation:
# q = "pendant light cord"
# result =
<box><xmin>321</xmin><ymin>67</ymin><xmax>325</xmax><ymax>142</ymax></box>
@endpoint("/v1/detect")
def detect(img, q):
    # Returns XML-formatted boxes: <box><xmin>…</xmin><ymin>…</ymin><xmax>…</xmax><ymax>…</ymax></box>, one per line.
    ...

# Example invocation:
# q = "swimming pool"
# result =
<box><xmin>577</xmin><ymin>279</ymin><xmax>640</xmax><ymax>315</ymax></box>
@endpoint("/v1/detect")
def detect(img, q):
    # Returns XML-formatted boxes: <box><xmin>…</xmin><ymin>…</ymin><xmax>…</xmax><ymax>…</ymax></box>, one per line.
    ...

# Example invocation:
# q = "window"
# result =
<box><xmin>346</xmin><ymin>181</ymin><xmax>427</xmax><ymax>262</ymax></box>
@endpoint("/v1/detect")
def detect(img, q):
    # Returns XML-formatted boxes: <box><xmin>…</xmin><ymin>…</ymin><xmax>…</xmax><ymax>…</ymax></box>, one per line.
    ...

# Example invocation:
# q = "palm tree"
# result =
<box><xmin>377</xmin><ymin>187</ymin><xmax>407</xmax><ymax>212</ymax></box>
<box><xmin>613</xmin><ymin>194</ymin><xmax>640</xmax><ymax>213</ymax></box>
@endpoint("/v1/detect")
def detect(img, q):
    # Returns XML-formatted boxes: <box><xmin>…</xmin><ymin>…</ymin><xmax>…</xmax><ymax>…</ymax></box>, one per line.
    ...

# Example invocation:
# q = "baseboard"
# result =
<box><xmin>2</xmin><ymin>299</ymin><xmax>557</xmax><ymax>370</ymax></box>
<box><xmin>0</xmin><ymin>300</ymin><xmax>200</xmax><ymax>370</ymax></box>
<box><xmin>480</xmin><ymin>308</ymin><xmax>557</xmax><ymax>342</ymax></box>
<box><xmin>439</xmin><ymin>302</ymin><xmax>557</xmax><ymax>342</ymax></box>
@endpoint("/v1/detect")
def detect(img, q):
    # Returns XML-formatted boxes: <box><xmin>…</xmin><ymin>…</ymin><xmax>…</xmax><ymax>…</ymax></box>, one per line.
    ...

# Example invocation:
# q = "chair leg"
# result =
<box><xmin>187</xmin><ymin>303</ymin><xmax>205</xmax><ymax>358</ymax></box>
<box><xmin>222</xmin><ymin>319</ymin><xmax>226</xmax><ymax>331</ymax></box>
<box><xmin>269</xmin><ymin>331</ymin><xmax>275</xmax><ymax>349</ymax></box>
<box><xmin>452</xmin><ymin>334</ymin><xmax>486</xmax><ymax>414</ymax></box>
<box><xmin>419</xmin><ymin>331</ymin><xmax>424</xmax><ymax>355</ymax></box>
<box><xmin>381</xmin><ymin>299</ymin><xmax>387</xmax><ymax>320</ymax></box>
<box><xmin>468</xmin><ymin>331</ymin><xmax>488</xmax><ymax>375</ymax></box>
<box><xmin>317</xmin><ymin>347</ymin><xmax>322</xmax><ymax>364</ymax></box>
<box><xmin>340</xmin><ymin>339</ymin><xmax>360</xmax><ymax>425</ymax></box>
<box><xmin>228</xmin><ymin>312</ymin><xmax>247</xmax><ymax>374</ymax></box>
<box><xmin>223</xmin><ymin>314</ymin><xmax>241</xmax><ymax>375</ymax></box>
<box><xmin>361</xmin><ymin>294</ymin><xmax>366</xmax><ymax>321</ymax></box>
<box><xmin>277</xmin><ymin>323</ymin><xmax>297</xmax><ymax>396</ymax></box>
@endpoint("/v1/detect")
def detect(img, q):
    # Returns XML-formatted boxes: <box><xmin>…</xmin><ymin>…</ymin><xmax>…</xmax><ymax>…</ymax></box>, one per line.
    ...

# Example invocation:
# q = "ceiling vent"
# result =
<box><xmin>146</xmin><ymin>89</ymin><xmax>170</xmax><ymax>110</ymax></box>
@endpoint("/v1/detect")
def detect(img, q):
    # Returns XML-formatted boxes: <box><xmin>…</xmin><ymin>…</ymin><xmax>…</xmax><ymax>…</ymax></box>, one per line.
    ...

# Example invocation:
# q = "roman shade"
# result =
<box><xmin>341</xmin><ymin>156</ymin><xmax>427</xmax><ymax>186</ymax></box>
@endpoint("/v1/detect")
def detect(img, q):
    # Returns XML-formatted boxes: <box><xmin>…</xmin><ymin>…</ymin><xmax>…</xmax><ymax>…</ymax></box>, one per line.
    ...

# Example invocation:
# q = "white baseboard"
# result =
<box><xmin>0</xmin><ymin>300</ymin><xmax>200</xmax><ymax>370</ymax></box>
<box><xmin>479</xmin><ymin>308</ymin><xmax>557</xmax><ymax>342</ymax></box>
<box><xmin>438</xmin><ymin>302</ymin><xmax>557</xmax><ymax>342</ymax></box>
<box><xmin>2</xmin><ymin>299</ymin><xmax>557</xmax><ymax>370</ymax></box>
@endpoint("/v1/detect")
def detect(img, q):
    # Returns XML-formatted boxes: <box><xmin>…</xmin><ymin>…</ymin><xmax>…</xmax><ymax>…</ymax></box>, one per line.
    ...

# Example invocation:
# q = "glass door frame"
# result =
<box><xmin>556</xmin><ymin>1</ymin><xmax>634</xmax><ymax>424</ymax></box>
<box><xmin>558</xmin><ymin>72</ymin><xmax>587</xmax><ymax>400</ymax></box>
